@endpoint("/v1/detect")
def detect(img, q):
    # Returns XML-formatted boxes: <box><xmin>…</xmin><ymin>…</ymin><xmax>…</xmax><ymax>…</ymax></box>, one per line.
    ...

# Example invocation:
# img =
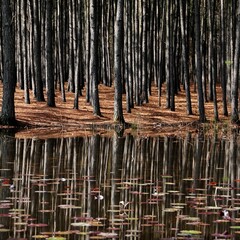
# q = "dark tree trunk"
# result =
<box><xmin>0</xmin><ymin>0</ymin><xmax>16</xmax><ymax>125</ymax></box>
<box><xmin>32</xmin><ymin>1</ymin><xmax>45</xmax><ymax>102</ymax></box>
<box><xmin>179</xmin><ymin>0</ymin><xmax>192</xmax><ymax>115</ymax></box>
<box><xmin>46</xmin><ymin>0</ymin><xmax>55</xmax><ymax>107</ymax></box>
<box><xmin>90</xmin><ymin>0</ymin><xmax>101</xmax><ymax>116</ymax></box>
<box><xmin>114</xmin><ymin>0</ymin><xmax>125</xmax><ymax>124</ymax></box>
<box><xmin>21</xmin><ymin>0</ymin><xmax>30</xmax><ymax>104</ymax></box>
<box><xmin>141</xmin><ymin>0</ymin><xmax>148</xmax><ymax>104</ymax></box>
<box><xmin>208</xmin><ymin>0</ymin><xmax>219</xmax><ymax>121</ymax></box>
<box><xmin>194</xmin><ymin>0</ymin><xmax>206</xmax><ymax>122</ymax></box>
<box><xmin>231</xmin><ymin>1</ymin><xmax>240</xmax><ymax>123</ymax></box>
<box><xmin>220</xmin><ymin>0</ymin><xmax>228</xmax><ymax>116</ymax></box>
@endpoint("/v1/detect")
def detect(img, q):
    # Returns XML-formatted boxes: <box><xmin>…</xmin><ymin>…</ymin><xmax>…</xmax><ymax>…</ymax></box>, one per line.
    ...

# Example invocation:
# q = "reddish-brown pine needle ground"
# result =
<box><xmin>0</xmin><ymin>83</ymin><xmax>235</xmax><ymax>139</ymax></box>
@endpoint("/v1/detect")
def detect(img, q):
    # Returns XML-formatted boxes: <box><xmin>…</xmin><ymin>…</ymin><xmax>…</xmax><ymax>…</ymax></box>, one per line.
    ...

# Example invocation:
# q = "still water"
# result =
<box><xmin>0</xmin><ymin>132</ymin><xmax>240</xmax><ymax>239</ymax></box>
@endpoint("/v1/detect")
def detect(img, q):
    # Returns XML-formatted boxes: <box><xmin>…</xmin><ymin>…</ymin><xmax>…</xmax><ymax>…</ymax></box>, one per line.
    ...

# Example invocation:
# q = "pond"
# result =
<box><xmin>0</xmin><ymin>131</ymin><xmax>240</xmax><ymax>240</ymax></box>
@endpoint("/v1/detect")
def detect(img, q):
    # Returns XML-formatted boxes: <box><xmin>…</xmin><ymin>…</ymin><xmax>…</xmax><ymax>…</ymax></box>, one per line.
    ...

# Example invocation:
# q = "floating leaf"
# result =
<box><xmin>0</xmin><ymin>228</ymin><xmax>10</xmax><ymax>232</ymax></box>
<box><xmin>47</xmin><ymin>237</ymin><xmax>66</xmax><ymax>240</ymax></box>
<box><xmin>163</xmin><ymin>208</ymin><xmax>179</xmax><ymax>212</ymax></box>
<box><xmin>98</xmin><ymin>232</ymin><xmax>118</xmax><ymax>237</ymax></box>
<box><xmin>32</xmin><ymin>235</ymin><xmax>49</xmax><ymax>239</ymax></box>
<box><xmin>182</xmin><ymin>178</ymin><xmax>194</xmax><ymax>181</ymax></box>
<box><xmin>71</xmin><ymin>222</ymin><xmax>91</xmax><ymax>227</ymax></box>
<box><xmin>230</xmin><ymin>226</ymin><xmax>240</xmax><ymax>229</ymax></box>
<box><xmin>181</xmin><ymin>217</ymin><xmax>200</xmax><ymax>222</ymax></box>
<box><xmin>180</xmin><ymin>230</ymin><xmax>202</xmax><ymax>235</ymax></box>
<box><xmin>28</xmin><ymin>223</ymin><xmax>48</xmax><ymax>227</ymax></box>
<box><xmin>204</xmin><ymin>206</ymin><xmax>222</xmax><ymax>210</ymax></box>
<box><xmin>162</xmin><ymin>175</ymin><xmax>173</xmax><ymax>179</ymax></box>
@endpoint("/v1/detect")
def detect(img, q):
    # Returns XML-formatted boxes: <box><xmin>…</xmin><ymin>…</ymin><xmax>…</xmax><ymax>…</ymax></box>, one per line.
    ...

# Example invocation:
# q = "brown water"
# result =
<box><xmin>0</xmin><ymin>132</ymin><xmax>240</xmax><ymax>239</ymax></box>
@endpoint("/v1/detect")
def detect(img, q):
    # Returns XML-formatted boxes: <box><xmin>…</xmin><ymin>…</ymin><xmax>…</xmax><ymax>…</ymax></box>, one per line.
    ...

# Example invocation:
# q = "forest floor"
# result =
<box><xmin>0</xmin><ymin>83</ymin><xmax>237</xmax><ymax>139</ymax></box>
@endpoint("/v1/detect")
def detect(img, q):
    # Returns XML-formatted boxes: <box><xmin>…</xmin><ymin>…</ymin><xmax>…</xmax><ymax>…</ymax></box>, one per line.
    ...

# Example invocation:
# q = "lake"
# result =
<box><xmin>0</xmin><ymin>131</ymin><xmax>240</xmax><ymax>239</ymax></box>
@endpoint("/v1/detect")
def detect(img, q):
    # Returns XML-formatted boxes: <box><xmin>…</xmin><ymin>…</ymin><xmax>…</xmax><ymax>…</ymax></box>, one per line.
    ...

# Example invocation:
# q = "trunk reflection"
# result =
<box><xmin>0</xmin><ymin>132</ymin><xmax>239</xmax><ymax>239</ymax></box>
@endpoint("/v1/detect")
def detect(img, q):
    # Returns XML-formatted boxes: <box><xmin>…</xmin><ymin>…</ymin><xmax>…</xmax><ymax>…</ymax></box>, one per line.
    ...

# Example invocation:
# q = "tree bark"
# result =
<box><xmin>194</xmin><ymin>0</ymin><xmax>206</xmax><ymax>122</ymax></box>
<box><xmin>46</xmin><ymin>0</ymin><xmax>56</xmax><ymax>107</ymax></box>
<box><xmin>231</xmin><ymin>1</ymin><xmax>240</xmax><ymax>123</ymax></box>
<box><xmin>114</xmin><ymin>0</ymin><xmax>125</xmax><ymax>124</ymax></box>
<box><xmin>32</xmin><ymin>1</ymin><xmax>45</xmax><ymax>102</ymax></box>
<box><xmin>220</xmin><ymin>0</ymin><xmax>228</xmax><ymax>116</ymax></box>
<box><xmin>90</xmin><ymin>0</ymin><xmax>101</xmax><ymax>116</ymax></box>
<box><xmin>21</xmin><ymin>0</ymin><xmax>30</xmax><ymax>104</ymax></box>
<box><xmin>179</xmin><ymin>0</ymin><xmax>192</xmax><ymax>115</ymax></box>
<box><xmin>1</xmin><ymin>0</ymin><xmax>17</xmax><ymax>125</ymax></box>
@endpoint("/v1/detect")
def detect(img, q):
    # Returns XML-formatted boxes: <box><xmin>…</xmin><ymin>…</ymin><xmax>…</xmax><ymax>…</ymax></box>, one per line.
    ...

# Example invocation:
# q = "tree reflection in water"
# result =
<box><xmin>0</xmin><ymin>132</ymin><xmax>239</xmax><ymax>239</ymax></box>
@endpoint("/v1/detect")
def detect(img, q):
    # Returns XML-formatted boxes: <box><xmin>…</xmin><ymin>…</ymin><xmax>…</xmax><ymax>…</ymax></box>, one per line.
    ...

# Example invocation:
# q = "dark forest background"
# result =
<box><xmin>0</xmin><ymin>0</ymin><xmax>240</xmax><ymax>125</ymax></box>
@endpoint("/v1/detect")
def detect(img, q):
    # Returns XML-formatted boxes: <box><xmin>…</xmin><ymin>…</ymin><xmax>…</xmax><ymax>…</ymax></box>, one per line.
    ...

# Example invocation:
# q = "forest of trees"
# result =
<box><xmin>0</xmin><ymin>0</ymin><xmax>240</xmax><ymax>125</ymax></box>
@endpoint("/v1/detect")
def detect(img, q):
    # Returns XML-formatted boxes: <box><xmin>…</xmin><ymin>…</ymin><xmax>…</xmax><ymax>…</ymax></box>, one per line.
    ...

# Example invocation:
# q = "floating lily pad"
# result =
<box><xmin>163</xmin><ymin>208</ymin><xmax>179</xmax><ymax>212</ymax></box>
<box><xmin>181</xmin><ymin>217</ymin><xmax>200</xmax><ymax>222</ymax></box>
<box><xmin>230</xmin><ymin>226</ymin><xmax>240</xmax><ymax>229</ymax></box>
<box><xmin>28</xmin><ymin>223</ymin><xmax>48</xmax><ymax>227</ymax></box>
<box><xmin>180</xmin><ymin>230</ymin><xmax>202</xmax><ymax>235</ymax></box>
<box><xmin>32</xmin><ymin>235</ymin><xmax>49</xmax><ymax>239</ymax></box>
<box><xmin>182</xmin><ymin>178</ymin><xmax>194</xmax><ymax>181</ymax></box>
<box><xmin>71</xmin><ymin>222</ymin><xmax>91</xmax><ymax>227</ymax></box>
<box><xmin>0</xmin><ymin>228</ymin><xmax>10</xmax><ymax>232</ymax></box>
<box><xmin>98</xmin><ymin>232</ymin><xmax>118</xmax><ymax>237</ymax></box>
<box><xmin>47</xmin><ymin>237</ymin><xmax>66</xmax><ymax>240</ymax></box>
<box><xmin>204</xmin><ymin>206</ymin><xmax>222</xmax><ymax>210</ymax></box>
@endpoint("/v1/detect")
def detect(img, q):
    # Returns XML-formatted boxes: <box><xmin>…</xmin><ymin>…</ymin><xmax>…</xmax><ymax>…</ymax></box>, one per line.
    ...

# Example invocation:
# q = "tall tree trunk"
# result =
<box><xmin>32</xmin><ymin>1</ymin><xmax>45</xmax><ymax>102</ymax></box>
<box><xmin>165</xmin><ymin>0</ymin><xmax>171</xmax><ymax>109</ymax></box>
<box><xmin>73</xmin><ymin>0</ymin><xmax>82</xmax><ymax>110</ymax></box>
<box><xmin>231</xmin><ymin>1</ymin><xmax>240</xmax><ymax>123</ymax></box>
<box><xmin>208</xmin><ymin>0</ymin><xmax>219</xmax><ymax>121</ymax></box>
<box><xmin>169</xmin><ymin>1</ymin><xmax>175</xmax><ymax>111</ymax></box>
<box><xmin>21</xmin><ymin>0</ymin><xmax>30</xmax><ymax>104</ymax></box>
<box><xmin>90</xmin><ymin>0</ymin><xmax>101</xmax><ymax>116</ymax></box>
<box><xmin>194</xmin><ymin>0</ymin><xmax>206</xmax><ymax>122</ymax></box>
<box><xmin>114</xmin><ymin>0</ymin><xmax>125</xmax><ymax>124</ymax></box>
<box><xmin>220</xmin><ymin>0</ymin><xmax>228</xmax><ymax>116</ymax></box>
<box><xmin>1</xmin><ymin>0</ymin><xmax>16</xmax><ymax>125</ymax></box>
<box><xmin>46</xmin><ymin>0</ymin><xmax>55</xmax><ymax>107</ymax></box>
<box><xmin>141</xmin><ymin>0</ymin><xmax>148</xmax><ymax>104</ymax></box>
<box><xmin>124</xmin><ymin>0</ymin><xmax>131</xmax><ymax>113</ymax></box>
<box><xmin>85</xmin><ymin>0</ymin><xmax>91</xmax><ymax>103</ymax></box>
<box><xmin>179</xmin><ymin>0</ymin><xmax>192</xmax><ymax>115</ymax></box>
<box><xmin>56</xmin><ymin>1</ymin><xmax>66</xmax><ymax>102</ymax></box>
<box><xmin>68</xmin><ymin>1</ymin><xmax>74</xmax><ymax>92</ymax></box>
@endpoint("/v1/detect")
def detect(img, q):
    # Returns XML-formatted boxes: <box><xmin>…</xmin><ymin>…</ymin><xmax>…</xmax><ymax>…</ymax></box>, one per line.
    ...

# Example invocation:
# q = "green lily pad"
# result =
<box><xmin>230</xmin><ymin>226</ymin><xmax>240</xmax><ymax>229</ymax></box>
<box><xmin>180</xmin><ymin>230</ymin><xmax>202</xmax><ymax>235</ymax></box>
<box><xmin>47</xmin><ymin>237</ymin><xmax>66</xmax><ymax>240</ymax></box>
<box><xmin>71</xmin><ymin>222</ymin><xmax>91</xmax><ymax>227</ymax></box>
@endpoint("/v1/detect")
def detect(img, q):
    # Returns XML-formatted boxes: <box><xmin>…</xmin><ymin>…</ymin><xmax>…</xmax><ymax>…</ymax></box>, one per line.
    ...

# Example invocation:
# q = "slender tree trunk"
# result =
<box><xmin>124</xmin><ymin>0</ymin><xmax>131</xmax><ymax>113</ymax></box>
<box><xmin>179</xmin><ymin>0</ymin><xmax>192</xmax><ymax>115</ymax></box>
<box><xmin>194</xmin><ymin>0</ymin><xmax>206</xmax><ymax>122</ymax></box>
<box><xmin>21</xmin><ymin>0</ymin><xmax>30</xmax><ymax>104</ymax></box>
<box><xmin>231</xmin><ymin>1</ymin><xmax>240</xmax><ymax>123</ymax></box>
<box><xmin>114</xmin><ymin>0</ymin><xmax>125</xmax><ymax>124</ymax></box>
<box><xmin>46</xmin><ymin>0</ymin><xmax>55</xmax><ymax>107</ymax></box>
<box><xmin>165</xmin><ymin>0</ymin><xmax>171</xmax><ymax>108</ymax></box>
<box><xmin>73</xmin><ymin>0</ymin><xmax>82</xmax><ymax>110</ymax></box>
<box><xmin>142</xmin><ymin>0</ymin><xmax>148</xmax><ymax>104</ymax></box>
<box><xmin>208</xmin><ymin>0</ymin><xmax>219</xmax><ymax>121</ymax></box>
<box><xmin>1</xmin><ymin>0</ymin><xmax>16</xmax><ymax>125</ymax></box>
<box><xmin>220</xmin><ymin>0</ymin><xmax>228</xmax><ymax>116</ymax></box>
<box><xmin>169</xmin><ymin>1</ymin><xmax>175</xmax><ymax>111</ymax></box>
<box><xmin>90</xmin><ymin>0</ymin><xmax>101</xmax><ymax>116</ymax></box>
<box><xmin>32</xmin><ymin>1</ymin><xmax>45</xmax><ymax>102</ymax></box>
<box><xmin>85</xmin><ymin>0</ymin><xmax>91</xmax><ymax>103</ymax></box>
<box><xmin>56</xmin><ymin>1</ymin><xmax>66</xmax><ymax>102</ymax></box>
<box><xmin>68</xmin><ymin>1</ymin><xmax>74</xmax><ymax>92</ymax></box>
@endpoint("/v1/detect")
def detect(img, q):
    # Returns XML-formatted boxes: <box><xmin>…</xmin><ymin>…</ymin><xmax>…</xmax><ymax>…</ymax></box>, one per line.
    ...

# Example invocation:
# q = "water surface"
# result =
<box><xmin>0</xmin><ymin>132</ymin><xmax>240</xmax><ymax>239</ymax></box>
